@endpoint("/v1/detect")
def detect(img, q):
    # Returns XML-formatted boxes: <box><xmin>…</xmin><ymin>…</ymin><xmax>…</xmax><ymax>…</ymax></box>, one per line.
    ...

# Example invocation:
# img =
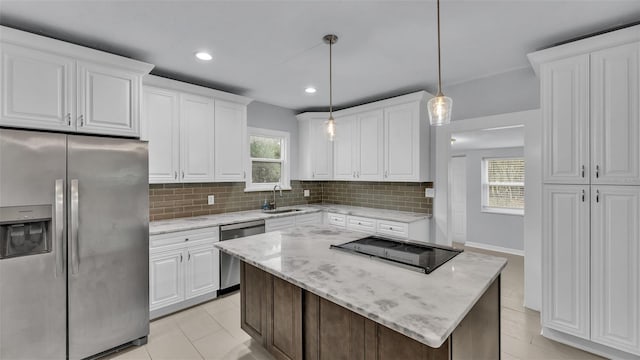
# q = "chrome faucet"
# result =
<box><xmin>271</xmin><ymin>185</ymin><xmax>282</xmax><ymax>210</ymax></box>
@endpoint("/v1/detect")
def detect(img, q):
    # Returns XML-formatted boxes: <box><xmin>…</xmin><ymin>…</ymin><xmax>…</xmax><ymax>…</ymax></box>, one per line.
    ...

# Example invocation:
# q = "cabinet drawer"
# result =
<box><xmin>327</xmin><ymin>213</ymin><xmax>346</xmax><ymax>228</ymax></box>
<box><xmin>376</xmin><ymin>220</ymin><xmax>409</xmax><ymax>238</ymax></box>
<box><xmin>266</xmin><ymin>216</ymin><xmax>296</xmax><ymax>232</ymax></box>
<box><xmin>151</xmin><ymin>226</ymin><xmax>219</xmax><ymax>249</ymax></box>
<box><xmin>346</xmin><ymin>216</ymin><xmax>377</xmax><ymax>233</ymax></box>
<box><xmin>295</xmin><ymin>212</ymin><xmax>322</xmax><ymax>225</ymax></box>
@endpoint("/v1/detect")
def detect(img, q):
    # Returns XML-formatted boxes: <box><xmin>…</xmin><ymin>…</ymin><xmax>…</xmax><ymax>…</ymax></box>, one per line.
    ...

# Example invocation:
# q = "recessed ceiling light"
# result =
<box><xmin>305</xmin><ymin>87</ymin><xmax>317</xmax><ymax>94</ymax></box>
<box><xmin>195</xmin><ymin>52</ymin><xmax>213</xmax><ymax>61</ymax></box>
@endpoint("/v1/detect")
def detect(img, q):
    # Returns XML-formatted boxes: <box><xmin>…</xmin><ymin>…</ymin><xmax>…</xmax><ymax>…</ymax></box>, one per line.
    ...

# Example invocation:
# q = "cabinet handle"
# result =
<box><xmin>357</xmin><ymin>171</ymin><xmax>360</xmax><ymax>178</ymax></box>
<box><xmin>596</xmin><ymin>189</ymin><xmax>600</xmax><ymax>203</ymax></box>
<box><xmin>596</xmin><ymin>165</ymin><xmax>600</xmax><ymax>178</ymax></box>
<box><xmin>180</xmin><ymin>253</ymin><xmax>183</xmax><ymax>262</ymax></box>
<box><xmin>188</xmin><ymin>252</ymin><xmax>191</xmax><ymax>261</ymax></box>
<box><xmin>353</xmin><ymin>171</ymin><xmax>356</xmax><ymax>178</ymax></box>
<box><xmin>182</xmin><ymin>171</ymin><xmax>185</xmax><ymax>179</ymax></box>
<box><xmin>243</xmin><ymin>171</ymin><xmax>246</xmax><ymax>179</ymax></box>
<box><xmin>312</xmin><ymin>171</ymin><xmax>315</xmax><ymax>178</ymax></box>
<box><xmin>66</xmin><ymin>113</ymin><xmax>71</xmax><ymax>126</ymax></box>
<box><xmin>79</xmin><ymin>115</ymin><xmax>84</xmax><ymax>127</ymax></box>
<box><xmin>581</xmin><ymin>189</ymin><xmax>585</xmax><ymax>202</ymax></box>
<box><xmin>581</xmin><ymin>165</ymin><xmax>585</xmax><ymax>178</ymax></box>
<box><xmin>174</xmin><ymin>171</ymin><xmax>177</xmax><ymax>179</ymax></box>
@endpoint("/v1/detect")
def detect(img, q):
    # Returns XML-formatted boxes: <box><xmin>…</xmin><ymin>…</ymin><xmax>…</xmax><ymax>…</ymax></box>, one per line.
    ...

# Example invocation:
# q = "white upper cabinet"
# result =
<box><xmin>144</xmin><ymin>86</ymin><xmax>180</xmax><ymax>183</ymax></box>
<box><xmin>384</xmin><ymin>102</ymin><xmax>425</xmax><ymax>181</ymax></box>
<box><xmin>180</xmin><ymin>93</ymin><xmax>215</xmax><ymax>182</ymax></box>
<box><xmin>214</xmin><ymin>99</ymin><xmax>246</xmax><ymax>181</ymax></box>
<box><xmin>300</xmin><ymin>91</ymin><xmax>430</xmax><ymax>182</ymax></box>
<box><xmin>0</xmin><ymin>43</ymin><xmax>74</xmax><ymax>132</ymax></box>
<box><xmin>297</xmin><ymin>114</ymin><xmax>333</xmax><ymax>180</ymax></box>
<box><xmin>590</xmin><ymin>43</ymin><xmax>640</xmax><ymax>185</ymax></box>
<box><xmin>76</xmin><ymin>61</ymin><xmax>140</xmax><ymax>137</ymax></box>
<box><xmin>0</xmin><ymin>26</ymin><xmax>153</xmax><ymax>137</ymax></box>
<box><xmin>542</xmin><ymin>185</ymin><xmax>590</xmax><ymax>339</ymax></box>
<box><xmin>356</xmin><ymin>110</ymin><xmax>384</xmax><ymax>181</ymax></box>
<box><xmin>540</xmin><ymin>54</ymin><xmax>590</xmax><ymax>184</ymax></box>
<box><xmin>333</xmin><ymin>115</ymin><xmax>358</xmax><ymax>180</ymax></box>
<box><xmin>591</xmin><ymin>186</ymin><xmax>640</xmax><ymax>355</ymax></box>
<box><xmin>142</xmin><ymin>75</ymin><xmax>252</xmax><ymax>184</ymax></box>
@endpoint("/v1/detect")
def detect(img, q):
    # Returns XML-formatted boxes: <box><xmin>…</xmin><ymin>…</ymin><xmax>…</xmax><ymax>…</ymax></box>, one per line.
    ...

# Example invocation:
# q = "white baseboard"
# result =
<box><xmin>542</xmin><ymin>326</ymin><xmax>640</xmax><ymax>360</ymax></box>
<box><xmin>463</xmin><ymin>241</ymin><xmax>525</xmax><ymax>256</ymax></box>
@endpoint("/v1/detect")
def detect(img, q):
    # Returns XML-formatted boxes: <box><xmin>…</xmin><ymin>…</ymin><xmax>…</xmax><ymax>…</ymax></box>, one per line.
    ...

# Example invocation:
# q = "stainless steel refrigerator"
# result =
<box><xmin>0</xmin><ymin>128</ymin><xmax>149</xmax><ymax>360</ymax></box>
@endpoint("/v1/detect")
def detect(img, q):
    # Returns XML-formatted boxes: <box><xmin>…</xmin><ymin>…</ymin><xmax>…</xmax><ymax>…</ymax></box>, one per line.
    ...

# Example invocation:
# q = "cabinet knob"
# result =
<box><xmin>188</xmin><ymin>252</ymin><xmax>191</xmax><ymax>260</ymax></box>
<box><xmin>180</xmin><ymin>254</ymin><xmax>183</xmax><ymax>262</ymax></box>
<box><xmin>182</xmin><ymin>171</ymin><xmax>185</xmax><ymax>179</ymax></box>
<box><xmin>185</xmin><ymin>238</ymin><xmax>189</xmax><ymax>242</ymax></box>
<box><xmin>174</xmin><ymin>171</ymin><xmax>177</xmax><ymax>180</ymax></box>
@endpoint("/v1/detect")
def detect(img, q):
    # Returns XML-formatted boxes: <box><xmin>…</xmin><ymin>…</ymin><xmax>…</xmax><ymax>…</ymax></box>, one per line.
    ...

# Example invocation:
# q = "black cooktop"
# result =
<box><xmin>330</xmin><ymin>236</ymin><xmax>462</xmax><ymax>274</ymax></box>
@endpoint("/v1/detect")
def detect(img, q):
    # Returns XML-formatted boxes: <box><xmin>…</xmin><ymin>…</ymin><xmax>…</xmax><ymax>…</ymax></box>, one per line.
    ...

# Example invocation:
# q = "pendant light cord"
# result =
<box><xmin>436</xmin><ymin>0</ymin><xmax>443</xmax><ymax>97</ymax></box>
<box><xmin>329</xmin><ymin>38</ymin><xmax>333</xmax><ymax>116</ymax></box>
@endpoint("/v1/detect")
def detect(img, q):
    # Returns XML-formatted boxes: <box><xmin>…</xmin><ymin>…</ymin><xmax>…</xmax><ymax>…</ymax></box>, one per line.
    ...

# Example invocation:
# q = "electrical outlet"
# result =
<box><xmin>207</xmin><ymin>195</ymin><xmax>215</xmax><ymax>205</ymax></box>
<box><xmin>425</xmin><ymin>188</ymin><xmax>435</xmax><ymax>198</ymax></box>
<box><xmin>303</xmin><ymin>190</ymin><xmax>310</xmax><ymax>197</ymax></box>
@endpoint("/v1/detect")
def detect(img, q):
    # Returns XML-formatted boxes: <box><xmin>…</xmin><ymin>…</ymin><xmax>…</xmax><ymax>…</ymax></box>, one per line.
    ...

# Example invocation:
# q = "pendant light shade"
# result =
<box><xmin>428</xmin><ymin>0</ymin><xmax>452</xmax><ymax>126</ymax></box>
<box><xmin>428</xmin><ymin>94</ymin><xmax>452</xmax><ymax>126</ymax></box>
<box><xmin>324</xmin><ymin>34</ymin><xmax>338</xmax><ymax>141</ymax></box>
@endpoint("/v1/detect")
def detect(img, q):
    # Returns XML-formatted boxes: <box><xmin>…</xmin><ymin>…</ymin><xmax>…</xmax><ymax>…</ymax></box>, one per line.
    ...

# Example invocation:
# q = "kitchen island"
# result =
<box><xmin>215</xmin><ymin>225</ymin><xmax>507</xmax><ymax>360</ymax></box>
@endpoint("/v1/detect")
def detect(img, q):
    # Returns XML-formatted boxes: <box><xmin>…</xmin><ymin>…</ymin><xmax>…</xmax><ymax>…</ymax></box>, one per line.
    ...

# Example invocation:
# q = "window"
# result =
<box><xmin>482</xmin><ymin>158</ymin><xmax>525</xmax><ymax>215</ymax></box>
<box><xmin>245</xmin><ymin>127</ymin><xmax>290</xmax><ymax>192</ymax></box>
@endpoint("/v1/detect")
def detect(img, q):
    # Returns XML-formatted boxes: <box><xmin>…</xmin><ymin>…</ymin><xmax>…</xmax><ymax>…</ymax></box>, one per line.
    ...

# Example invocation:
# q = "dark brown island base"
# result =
<box><xmin>239</xmin><ymin>262</ymin><xmax>500</xmax><ymax>360</ymax></box>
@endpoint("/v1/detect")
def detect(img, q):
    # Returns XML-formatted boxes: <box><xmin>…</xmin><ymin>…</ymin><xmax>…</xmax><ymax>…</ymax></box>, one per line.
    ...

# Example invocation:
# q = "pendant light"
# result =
<box><xmin>324</xmin><ymin>34</ymin><xmax>338</xmax><ymax>141</ymax></box>
<box><xmin>427</xmin><ymin>0</ymin><xmax>452</xmax><ymax>126</ymax></box>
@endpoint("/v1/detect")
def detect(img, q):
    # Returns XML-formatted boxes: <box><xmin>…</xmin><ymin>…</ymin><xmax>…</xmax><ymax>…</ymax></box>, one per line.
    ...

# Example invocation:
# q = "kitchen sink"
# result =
<box><xmin>262</xmin><ymin>208</ymin><xmax>303</xmax><ymax>214</ymax></box>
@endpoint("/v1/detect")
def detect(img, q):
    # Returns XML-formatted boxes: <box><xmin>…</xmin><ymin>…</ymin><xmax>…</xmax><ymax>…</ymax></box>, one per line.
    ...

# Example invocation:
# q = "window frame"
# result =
<box><xmin>245</xmin><ymin>127</ymin><xmax>291</xmax><ymax>192</ymax></box>
<box><xmin>481</xmin><ymin>157</ymin><xmax>525</xmax><ymax>216</ymax></box>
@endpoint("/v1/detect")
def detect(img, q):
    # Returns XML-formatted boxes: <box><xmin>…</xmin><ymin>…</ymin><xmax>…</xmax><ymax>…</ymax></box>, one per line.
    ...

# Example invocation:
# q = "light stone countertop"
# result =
<box><xmin>215</xmin><ymin>225</ymin><xmax>507</xmax><ymax>348</ymax></box>
<box><xmin>149</xmin><ymin>204</ymin><xmax>430</xmax><ymax>235</ymax></box>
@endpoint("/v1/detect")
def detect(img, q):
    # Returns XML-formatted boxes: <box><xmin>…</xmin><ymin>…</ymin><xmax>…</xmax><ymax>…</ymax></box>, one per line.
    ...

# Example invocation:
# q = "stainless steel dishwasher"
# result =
<box><xmin>219</xmin><ymin>219</ymin><xmax>265</xmax><ymax>294</ymax></box>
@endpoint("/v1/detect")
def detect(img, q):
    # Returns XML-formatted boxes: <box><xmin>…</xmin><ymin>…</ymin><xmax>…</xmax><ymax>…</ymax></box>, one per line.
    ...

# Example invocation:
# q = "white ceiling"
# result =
<box><xmin>451</xmin><ymin>126</ymin><xmax>524</xmax><ymax>151</ymax></box>
<box><xmin>1</xmin><ymin>1</ymin><xmax>638</xmax><ymax>112</ymax></box>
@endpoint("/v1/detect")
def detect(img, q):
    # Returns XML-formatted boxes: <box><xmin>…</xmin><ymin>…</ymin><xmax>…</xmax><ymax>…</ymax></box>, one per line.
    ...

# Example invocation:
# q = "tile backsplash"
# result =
<box><xmin>149</xmin><ymin>181</ymin><xmax>433</xmax><ymax>221</ymax></box>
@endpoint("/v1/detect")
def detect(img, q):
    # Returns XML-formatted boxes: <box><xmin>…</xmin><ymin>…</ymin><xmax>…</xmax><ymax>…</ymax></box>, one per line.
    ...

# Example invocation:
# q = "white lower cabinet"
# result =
<box><xmin>590</xmin><ymin>186</ymin><xmax>640</xmax><ymax>354</ymax></box>
<box><xmin>327</xmin><ymin>212</ymin><xmax>427</xmax><ymax>240</ymax></box>
<box><xmin>265</xmin><ymin>212</ymin><xmax>323</xmax><ymax>232</ymax></box>
<box><xmin>543</xmin><ymin>184</ymin><xmax>640</xmax><ymax>356</ymax></box>
<box><xmin>542</xmin><ymin>185</ymin><xmax>590</xmax><ymax>339</ymax></box>
<box><xmin>149</xmin><ymin>227</ymin><xmax>219</xmax><ymax>318</ymax></box>
<box><xmin>149</xmin><ymin>249</ymin><xmax>185</xmax><ymax>311</ymax></box>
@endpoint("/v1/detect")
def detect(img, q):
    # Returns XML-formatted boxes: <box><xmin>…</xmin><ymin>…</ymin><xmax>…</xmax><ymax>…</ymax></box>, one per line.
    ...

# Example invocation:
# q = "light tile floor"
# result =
<box><xmin>108</xmin><ymin>247</ymin><xmax>603</xmax><ymax>360</ymax></box>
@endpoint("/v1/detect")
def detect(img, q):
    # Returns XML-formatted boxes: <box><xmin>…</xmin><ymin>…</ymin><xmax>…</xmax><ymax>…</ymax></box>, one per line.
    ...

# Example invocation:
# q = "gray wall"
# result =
<box><xmin>454</xmin><ymin>146</ymin><xmax>525</xmax><ymax>251</ymax></box>
<box><xmin>447</xmin><ymin>67</ymin><xmax>540</xmax><ymax>121</ymax></box>
<box><xmin>247</xmin><ymin>101</ymin><xmax>299</xmax><ymax>179</ymax></box>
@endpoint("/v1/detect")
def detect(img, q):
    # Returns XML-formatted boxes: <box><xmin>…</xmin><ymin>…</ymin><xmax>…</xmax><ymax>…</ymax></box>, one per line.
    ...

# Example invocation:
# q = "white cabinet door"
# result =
<box><xmin>542</xmin><ymin>185</ymin><xmax>590</xmax><ymax>339</ymax></box>
<box><xmin>384</xmin><ymin>102</ymin><xmax>420</xmax><ymax>181</ymax></box>
<box><xmin>333</xmin><ymin>115</ymin><xmax>357</xmax><ymax>180</ymax></box>
<box><xmin>357</xmin><ymin>110</ymin><xmax>384</xmax><ymax>181</ymax></box>
<box><xmin>541</xmin><ymin>55</ymin><xmax>590</xmax><ymax>184</ymax></box>
<box><xmin>215</xmin><ymin>99</ymin><xmax>246</xmax><ymax>181</ymax></box>
<box><xmin>185</xmin><ymin>243</ymin><xmax>219</xmax><ymax>299</ymax></box>
<box><xmin>0</xmin><ymin>43</ymin><xmax>74</xmax><ymax>132</ymax></box>
<box><xmin>591</xmin><ymin>43</ymin><xmax>640</xmax><ymax>185</ymax></box>
<box><xmin>310</xmin><ymin>118</ymin><xmax>333</xmax><ymax>180</ymax></box>
<box><xmin>591</xmin><ymin>186</ymin><xmax>640</xmax><ymax>355</ymax></box>
<box><xmin>180</xmin><ymin>93</ymin><xmax>215</xmax><ymax>182</ymax></box>
<box><xmin>295</xmin><ymin>212</ymin><xmax>322</xmax><ymax>226</ymax></box>
<box><xmin>150</xmin><ymin>249</ymin><xmax>185</xmax><ymax>311</ymax></box>
<box><xmin>265</xmin><ymin>216</ymin><xmax>296</xmax><ymax>232</ymax></box>
<box><xmin>144</xmin><ymin>86</ymin><xmax>180</xmax><ymax>183</ymax></box>
<box><xmin>76</xmin><ymin>61</ymin><xmax>140</xmax><ymax>137</ymax></box>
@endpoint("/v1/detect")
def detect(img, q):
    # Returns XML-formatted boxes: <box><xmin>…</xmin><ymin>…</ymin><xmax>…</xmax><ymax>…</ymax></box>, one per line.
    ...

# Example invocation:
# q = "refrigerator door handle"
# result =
<box><xmin>71</xmin><ymin>179</ymin><xmax>80</xmax><ymax>275</ymax></box>
<box><xmin>55</xmin><ymin>179</ymin><xmax>65</xmax><ymax>277</ymax></box>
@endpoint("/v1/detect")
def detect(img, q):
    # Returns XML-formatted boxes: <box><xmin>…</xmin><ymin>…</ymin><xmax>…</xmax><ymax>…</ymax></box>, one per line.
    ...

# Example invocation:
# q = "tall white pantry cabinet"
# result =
<box><xmin>529</xmin><ymin>25</ymin><xmax>640</xmax><ymax>359</ymax></box>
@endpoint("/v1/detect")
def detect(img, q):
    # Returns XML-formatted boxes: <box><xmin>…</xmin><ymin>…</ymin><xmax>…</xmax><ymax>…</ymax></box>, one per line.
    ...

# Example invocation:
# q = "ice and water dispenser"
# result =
<box><xmin>0</xmin><ymin>205</ymin><xmax>52</xmax><ymax>259</ymax></box>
